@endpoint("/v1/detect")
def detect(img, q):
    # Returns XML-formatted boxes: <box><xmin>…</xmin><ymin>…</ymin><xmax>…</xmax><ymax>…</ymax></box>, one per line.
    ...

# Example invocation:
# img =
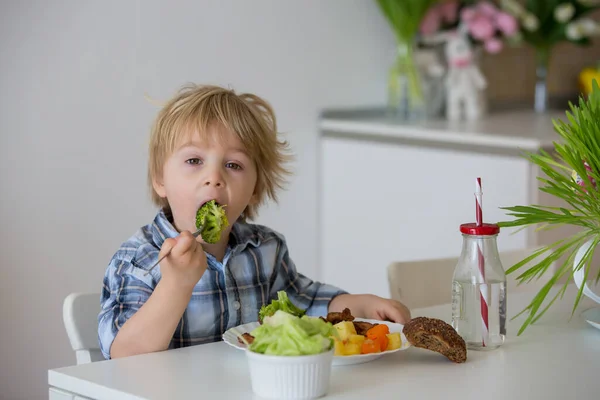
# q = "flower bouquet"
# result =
<box><xmin>500</xmin><ymin>0</ymin><xmax>600</xmax><ymax>112</ymax></box>
<box><xmin>421</xmin><ymin>0</ymin><xmax>520</xmax><ymax>54</ymax></box>
<box><xmin>417</xmin><ymin>1</ymin><xmax>520</xmax><ymax>120</ymax></box>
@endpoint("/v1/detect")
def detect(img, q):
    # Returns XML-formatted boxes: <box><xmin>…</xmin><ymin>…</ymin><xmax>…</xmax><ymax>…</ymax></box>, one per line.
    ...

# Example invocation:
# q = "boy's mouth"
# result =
<box><xmin>199</xmin><ymin>199</ymin><xmax>222</xmax><ymax>209</ymax></box>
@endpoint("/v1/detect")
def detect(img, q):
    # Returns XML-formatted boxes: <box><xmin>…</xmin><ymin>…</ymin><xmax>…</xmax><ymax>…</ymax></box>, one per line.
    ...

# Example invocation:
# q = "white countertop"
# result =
<box><xmin>319</xmin><ymin>108</ymin><xmax>566</xmax><ymax>155</ymax></box>
<box><xmin>48</xmin><ymin>285</ymin><xmax>600</xmax><ymax>400</ymax></box>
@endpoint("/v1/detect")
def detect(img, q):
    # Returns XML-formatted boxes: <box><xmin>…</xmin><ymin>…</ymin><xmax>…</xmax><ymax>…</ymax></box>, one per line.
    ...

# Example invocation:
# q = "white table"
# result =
<box><xmin>49</xmin><ymin>285</ymin><xmax>600</xmax><ymax>400</ymax></box>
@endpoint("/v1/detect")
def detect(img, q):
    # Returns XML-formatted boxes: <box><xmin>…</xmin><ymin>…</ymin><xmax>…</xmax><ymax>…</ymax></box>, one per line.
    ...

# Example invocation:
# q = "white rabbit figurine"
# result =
<box><xmin>443</xmin><ymin>29</ymin><xmax>487</xmax><ymax>120</ymax></box>
<box><xmin>422</xmin><ymin>26</ymin><xmax>488</xmax><ymax>121</ymax></box>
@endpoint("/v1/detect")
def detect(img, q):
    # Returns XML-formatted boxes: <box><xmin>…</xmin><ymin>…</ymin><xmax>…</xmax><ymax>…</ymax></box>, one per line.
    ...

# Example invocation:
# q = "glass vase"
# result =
<box><xmin>387</xmin><ymin>40</ymin><xmax>425</xmax><ymax>121</ymax></box>
<box><xmin>534</xmin><ymin>47</ymin><xmax>552</xmax><ymax>113</ymax></box>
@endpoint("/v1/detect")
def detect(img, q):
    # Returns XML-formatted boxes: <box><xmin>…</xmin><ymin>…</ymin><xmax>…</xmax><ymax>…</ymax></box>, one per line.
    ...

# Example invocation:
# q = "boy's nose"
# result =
<box><xmin>203</xmin><ymin>170</ymin><xmax>225</xmax><ymax>188</ymax></box>
<box><xmin>204</xmin><ymin>180</ymin><xmax>223</xmax><ymax>187</ymax></box>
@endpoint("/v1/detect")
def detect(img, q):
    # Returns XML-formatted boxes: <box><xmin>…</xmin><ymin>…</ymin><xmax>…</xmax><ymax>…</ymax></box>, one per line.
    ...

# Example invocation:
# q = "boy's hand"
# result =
<box><xmin>111</xmin><ymin>231</ymin><xmax>206</xmax><ymax>358</ymax></box>
<box><xmin>329</xmin><ymin>294</ymin><xmax>411</xmax><ymax>324</ymax></box>
<box><xmin>158</xmin><ymin>231</ymin><xmax>207</xmax><ymax>290</ymax></box>
<box><xmin>361</xmin><ymin>295</ymin><xmax>411</xmax><ymax>324</ymax></box>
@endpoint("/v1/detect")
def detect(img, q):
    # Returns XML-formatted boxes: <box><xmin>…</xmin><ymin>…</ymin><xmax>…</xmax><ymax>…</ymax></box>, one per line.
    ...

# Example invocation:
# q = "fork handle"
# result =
<box><xmin>143</xmin><ymin>228</ymin><xmax>203</xmax><ymax>276</ymax></box>
<box><xmin>144</xmin><ymin>253</ymin><xmax>169</xmax><ymax>276</ymax></box>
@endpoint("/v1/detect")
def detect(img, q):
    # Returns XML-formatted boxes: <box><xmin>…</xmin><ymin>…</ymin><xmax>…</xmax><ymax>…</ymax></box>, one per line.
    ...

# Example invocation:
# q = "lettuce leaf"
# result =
<box><xmin>258</xmin><ymin>290</ymin><xmax>306</xmax><ymax>323</ymax></box>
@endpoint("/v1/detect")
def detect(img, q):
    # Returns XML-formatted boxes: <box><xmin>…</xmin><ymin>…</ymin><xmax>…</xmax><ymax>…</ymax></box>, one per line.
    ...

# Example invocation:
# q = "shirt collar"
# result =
<box><xmin>151</xmin><ymin>208</ymin><xmax>263</xmax><ymax>252</ymax></box>
<box><xmin>150</xmin><ymin>208</ymin><xmax>180</xmax><ymax>249</ymax></box>
<box><xmin>229</xmin><ymin>219</ymin><xmax>262</xmax><ymax>252</ymax></box>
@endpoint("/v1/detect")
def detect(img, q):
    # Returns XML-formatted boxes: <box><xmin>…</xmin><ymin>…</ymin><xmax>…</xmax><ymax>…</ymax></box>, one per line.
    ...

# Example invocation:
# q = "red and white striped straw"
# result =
<box><xmin>476</xmin><ymin>178</ymin><xmax>483</xmax><ymax>227</ymax></box>
<box><xmin>475</xmin><ymin>177</ymin><xmax>489</xmax><ymax>347</ymax></box>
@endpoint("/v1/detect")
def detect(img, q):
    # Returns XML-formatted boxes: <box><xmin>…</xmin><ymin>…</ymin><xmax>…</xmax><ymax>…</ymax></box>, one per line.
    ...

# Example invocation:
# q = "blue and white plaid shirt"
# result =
<box><xmin>98</xmin><ymin>209</ymin><xmax>347</xmax><ymax>359</ymax></box>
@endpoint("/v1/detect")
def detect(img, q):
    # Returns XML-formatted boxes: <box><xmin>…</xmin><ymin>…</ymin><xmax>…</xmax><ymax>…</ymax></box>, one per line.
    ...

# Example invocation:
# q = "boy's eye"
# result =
<box><xmin>226</xmin><ymin>162</ymin><xmax>243</xmax><ymax>170</ymax></box>
<box><xmin>186</xmin><ymin>158</ymin><xmax>202</xmax><ymax>165</ymax></box>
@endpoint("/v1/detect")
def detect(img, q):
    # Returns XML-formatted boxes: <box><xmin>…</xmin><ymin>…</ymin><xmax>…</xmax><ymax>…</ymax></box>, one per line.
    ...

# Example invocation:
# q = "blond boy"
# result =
<box><xmin>98</xmin><ymin>84</ymin><xmax>411</xmax><ymax>359</ymax></box>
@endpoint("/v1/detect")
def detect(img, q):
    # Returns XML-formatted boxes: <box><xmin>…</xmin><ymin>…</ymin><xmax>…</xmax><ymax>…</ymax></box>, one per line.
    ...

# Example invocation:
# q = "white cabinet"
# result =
<box><xmin>318</xmin><ymin>109</ymin><xmax>566</xmax><ymax>297</ymax></box>
<box><xmin>49</xmin><ymin>387</ymin><xmax>91</xmax><ymax>400</ymax></box>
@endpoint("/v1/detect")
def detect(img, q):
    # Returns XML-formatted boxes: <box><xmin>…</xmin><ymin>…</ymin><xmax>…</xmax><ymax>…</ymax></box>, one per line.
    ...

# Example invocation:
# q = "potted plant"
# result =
<box><xmin>498</xmin><ymin>80</ymin><xmax>600</xmax><ymax>335</ymax></box>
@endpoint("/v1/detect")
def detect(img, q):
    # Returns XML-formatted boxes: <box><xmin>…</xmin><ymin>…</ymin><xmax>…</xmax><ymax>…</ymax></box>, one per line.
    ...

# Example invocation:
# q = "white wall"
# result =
<box><xmin>0</xmin><ymin>1</ymin><xmax>396</xmax><ymax>398</ymax></box>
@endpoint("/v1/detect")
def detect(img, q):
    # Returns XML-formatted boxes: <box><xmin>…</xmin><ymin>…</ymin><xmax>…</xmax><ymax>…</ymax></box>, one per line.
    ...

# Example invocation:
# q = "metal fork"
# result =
<box><xmin>144</xmin><ymin>224</ymin><xmax>204</xmax><ymax>276</ymax></box>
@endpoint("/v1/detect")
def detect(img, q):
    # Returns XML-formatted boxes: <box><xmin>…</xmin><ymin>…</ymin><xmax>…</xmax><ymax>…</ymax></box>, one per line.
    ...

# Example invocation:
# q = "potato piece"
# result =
<box><xmin>333</xmin><ymin>321</ymin><xmax>357</xmax><ymax>341</ymax></box>
<box><xmin>348</xmin><ymin>334</ymin><xmax>365</xmax><ymax>346</ymax></box>
<box><xmin>334</xmin><ymin>339</ymin><xmax>345</xmax><ymax>356</ymax></box>
<box><xmin>386</xmin><ymin>332</ymin><xmax>402</xmax><ymax>351</ymax></box>
<box><xmin>344</xmin><ymin>342</ymin><xmax>362</xmax><ymax>355</ymax></box>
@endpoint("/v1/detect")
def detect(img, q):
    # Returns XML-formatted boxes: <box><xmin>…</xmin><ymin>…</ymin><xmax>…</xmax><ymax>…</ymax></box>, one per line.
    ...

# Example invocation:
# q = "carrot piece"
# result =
<box><xmin>366</xmin><ymin>324</ymin><xmax>390</xmax><ymax>340</ymax></box>
<box><xmin>378</xmin><ymin>335</ymin><xmax>389</xmax><ymax>352</ymax></box>
<box><xmin>361</xmin><ymin>339</ymin><xmax>381</xmax><ymax>354</ymax></box>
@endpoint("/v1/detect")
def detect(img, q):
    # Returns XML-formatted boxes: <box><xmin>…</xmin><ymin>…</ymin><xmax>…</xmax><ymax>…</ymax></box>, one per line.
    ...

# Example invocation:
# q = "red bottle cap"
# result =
<box><xmin>460</xmin><ymin>223</ymin><xmax>500</xmax><ymax>236</ymax></box>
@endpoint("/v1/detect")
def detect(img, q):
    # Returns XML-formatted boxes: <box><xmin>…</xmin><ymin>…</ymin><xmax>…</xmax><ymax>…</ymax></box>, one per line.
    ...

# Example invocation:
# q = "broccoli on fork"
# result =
<box><xmin>196</xmin><ymin>200</ymin><xmax>229</xmax><ymax>244</ymax></box>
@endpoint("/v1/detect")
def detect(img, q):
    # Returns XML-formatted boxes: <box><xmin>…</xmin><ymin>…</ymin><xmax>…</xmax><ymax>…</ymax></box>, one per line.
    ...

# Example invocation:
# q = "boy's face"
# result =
<box><xmin>153</xmin><ymin>123</ymin><xmax>258</xmax><ymax>243</ymax></box>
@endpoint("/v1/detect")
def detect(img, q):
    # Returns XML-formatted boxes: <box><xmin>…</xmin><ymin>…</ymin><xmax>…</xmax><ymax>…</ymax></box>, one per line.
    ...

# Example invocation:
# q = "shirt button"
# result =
<box><xmin>233</xmin><ymin>301</ymin><xmax>241</xmax><ymax>310</ymax></box>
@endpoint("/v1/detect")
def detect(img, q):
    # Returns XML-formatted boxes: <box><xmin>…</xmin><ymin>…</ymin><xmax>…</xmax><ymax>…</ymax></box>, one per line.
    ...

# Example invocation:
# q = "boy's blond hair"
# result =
<box><xmin>148</xmin><ymin>84</ymin><xmax>292</xmax><ymax>220</ymax></box>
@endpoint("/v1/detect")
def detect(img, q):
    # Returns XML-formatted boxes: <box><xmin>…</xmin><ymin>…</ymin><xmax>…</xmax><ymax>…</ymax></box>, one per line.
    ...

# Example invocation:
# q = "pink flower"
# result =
<box><xmin>495</xmin><ymin>11</ymin><xmax>518</xmax><ymax>36</ymax></box>
<box><xmin>484</xmin><ymin>38</ymin><xmax>503</xmax><ymax>53</ymax></box>
<box><xmin>461</xmin><ymin>7</ymin><xmax>476</xmax><ymax>22</ymax></box>
<box><xmin>477</xmin><ymin>1</ymin><xmax>499</xmax><ymax>17</ymax></box>
<box><xmin>573</xmin><ymin>162</ymin><xmax>597</xmax><ymax>192</ymax></box>
<box><xmin>440</xmin><ymin>0</ymin><xmax>459</xmax><ymax>23</ymax></box>
<box><xmin>469</xmin><ymin>15</ymin><xmax>495</xmax><ymax>40</ymax></box>
<box><xmin>420</xmin><ymin>7</ymin><xmax>441</xmax><ymax>35</ymax></box>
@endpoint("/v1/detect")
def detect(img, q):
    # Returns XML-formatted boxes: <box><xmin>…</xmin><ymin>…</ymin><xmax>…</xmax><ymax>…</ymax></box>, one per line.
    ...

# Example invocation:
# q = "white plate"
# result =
<box><xmin>582</xmin><ymin>307</ymin><xmax>600</xmax><ymax>331</ymax></box>
<box><xmin>222</xmin><ymin>318</ymin><xmax>411</xmax><ymax>366</ymax></box>
<box><xmin>222</xmin><ymin>321</ymin><xmax>260</xmax><ymax>350</ymax></box>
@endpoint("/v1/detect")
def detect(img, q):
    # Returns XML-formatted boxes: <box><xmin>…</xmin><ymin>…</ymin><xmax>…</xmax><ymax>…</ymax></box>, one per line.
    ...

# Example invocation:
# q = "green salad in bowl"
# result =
<box><xmin>249</xmin><ymin>310</ymin><xmax>336</xmax><ymax>356</ymax></box>
<box><xmin>244</xmin><ymin>291</ymin><xmax>337</xmax><ymax>399</ymax></box>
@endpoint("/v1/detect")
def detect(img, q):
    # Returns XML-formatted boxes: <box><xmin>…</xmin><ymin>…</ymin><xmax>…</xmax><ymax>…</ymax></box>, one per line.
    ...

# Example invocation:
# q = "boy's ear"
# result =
<box><xmin>249</xmin><ymin>193</ymin><xmax>259</xmax><ymax>205</ymax></box>
<box><xmin>152</xmin><ymin>177</ymin><xmax>167</xmax><ymax>198</ymax></box>
<box><xmin>250</xmin><ymin>182</ymin><xmax>261</xmax><ymax>205</ymax></box>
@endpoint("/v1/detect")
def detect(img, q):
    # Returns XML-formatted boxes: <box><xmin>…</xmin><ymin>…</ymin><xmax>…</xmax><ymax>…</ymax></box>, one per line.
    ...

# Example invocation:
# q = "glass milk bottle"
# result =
<box><xmin>451</xmin><ymin>222</ymin><xmax>506</xmax><ymax>350</ymax></box>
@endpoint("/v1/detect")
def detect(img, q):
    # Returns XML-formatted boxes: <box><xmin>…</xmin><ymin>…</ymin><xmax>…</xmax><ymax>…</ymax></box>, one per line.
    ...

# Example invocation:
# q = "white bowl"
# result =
<box><xmin>245</xmin><ymin>348</ymin><xmax>334</xmax><ymax>399</ymax></box>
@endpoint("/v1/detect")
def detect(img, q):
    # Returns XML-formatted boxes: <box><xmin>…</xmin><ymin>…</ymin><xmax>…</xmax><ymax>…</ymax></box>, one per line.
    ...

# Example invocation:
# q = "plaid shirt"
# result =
<box><xmin>98</xmin><ymin>209</ymin><xmax>347</xmax><ymax>359</ymax></box>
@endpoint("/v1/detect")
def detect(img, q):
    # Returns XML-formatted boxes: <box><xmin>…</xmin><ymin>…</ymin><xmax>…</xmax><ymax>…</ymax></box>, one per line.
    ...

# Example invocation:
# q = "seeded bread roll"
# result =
<box><xmin>403</xmin><ymin>317</ymin><xmax>467</xmax><ymax>363</ymax></box>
